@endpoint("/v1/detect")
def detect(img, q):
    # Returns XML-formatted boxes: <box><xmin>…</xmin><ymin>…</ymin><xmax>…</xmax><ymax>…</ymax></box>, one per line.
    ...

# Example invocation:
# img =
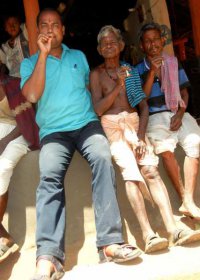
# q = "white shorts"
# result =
<box><xmin>0</xmin><ymin>123</ymin><xmax>29</xmax><ymax>195</ymax></box>
<box><xmin>147</xmin><ymin>112</ymin><xmax>200</xmax><ymax>158</ymax></box>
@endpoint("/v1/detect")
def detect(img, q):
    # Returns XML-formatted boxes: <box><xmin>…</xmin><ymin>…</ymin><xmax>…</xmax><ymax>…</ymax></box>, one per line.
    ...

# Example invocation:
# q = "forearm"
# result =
<box><xmin>137</xmin><ymin>114</ymin><xmax>148</xmax><ymax>141</ymax></box>
<box><xmin>137</xmin><ymin>101</ymin><xmax>149</xmax><ymax>140</ymax></box>
<box><xmin>1</xmin><ymin>126</ymin><xmax>21</xmax><ymax>146</ymax></box>
<box><xmin>143</xmin><ymin>70</ymin><xmax>155</xmax><ymax>97</ymax></box>
<box><xmin>176</xmin><ymin>88</ymin><xmax>189</xmax><ymax>117</ymax></box>
<box><xmin>22</xmin><ymin>52</ymin><xmax>47</xmax><ymax>103</ymax></box>
<box><xmin>180</xmin><ymin>88</ymin><xmax>189</xmax><ymax>108</ymax></box>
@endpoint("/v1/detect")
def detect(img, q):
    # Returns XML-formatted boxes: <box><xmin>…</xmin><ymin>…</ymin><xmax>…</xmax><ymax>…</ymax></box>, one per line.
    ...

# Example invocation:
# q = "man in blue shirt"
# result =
<box><xmin>20</xmin><ymin>8</ymin><xmax>141</xmax><ymax>279</ymax></box>
<box><xmin>136</xmin><ymin>23</ymin><xmax>200</xmax><ymax>221</ymax></box>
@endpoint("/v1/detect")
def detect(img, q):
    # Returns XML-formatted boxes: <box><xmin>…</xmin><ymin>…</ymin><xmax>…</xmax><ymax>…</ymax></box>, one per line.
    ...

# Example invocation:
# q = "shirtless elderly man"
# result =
<box><xmin>89</xmin><ymin>25</ymin><xmax>200</xmax><ymax>253</ymax></box>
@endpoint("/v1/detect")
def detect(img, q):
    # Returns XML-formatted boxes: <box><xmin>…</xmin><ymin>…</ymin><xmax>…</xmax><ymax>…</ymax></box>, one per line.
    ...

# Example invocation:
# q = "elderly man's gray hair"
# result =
<box><xmin>97</xmin><ymin>25</ymin><xmax>123</xmax><ymax>44</ymax></box>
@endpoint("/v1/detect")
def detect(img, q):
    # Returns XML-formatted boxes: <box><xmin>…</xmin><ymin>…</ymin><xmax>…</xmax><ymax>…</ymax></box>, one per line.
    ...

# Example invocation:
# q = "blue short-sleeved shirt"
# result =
<box><xmin>20</xmin><ymin>44</ymin><xmax>98</xmax><ymax>140</ymax></box>
<box><xmin>135</xmin><ymin>58</ymin><xmax>190</xmax><ymax>114</ymax></box>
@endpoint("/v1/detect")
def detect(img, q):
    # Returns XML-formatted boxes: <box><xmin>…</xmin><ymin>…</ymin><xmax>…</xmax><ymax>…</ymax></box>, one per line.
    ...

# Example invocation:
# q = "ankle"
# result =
<box><xmin>143</xmin><ymin>230</ymin><xmax>156</xmax><ymax>242</ymax></box>
<box><xmin>0</xmin><ymin>225</ymin><xmax>13</xmax><ymax>241</ymax></box>
<box><xmin>36</xmin><ymin>259</ymin><xmax>54</xmax><ymax>277</ymax></box>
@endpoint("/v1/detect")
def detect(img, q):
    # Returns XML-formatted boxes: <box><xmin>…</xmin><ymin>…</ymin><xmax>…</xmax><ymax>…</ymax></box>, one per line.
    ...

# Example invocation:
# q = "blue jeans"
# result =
<box><xmin>36</xmin><ymin>121</ymin><xmax>124</xmax><ymax>262</ymax></box>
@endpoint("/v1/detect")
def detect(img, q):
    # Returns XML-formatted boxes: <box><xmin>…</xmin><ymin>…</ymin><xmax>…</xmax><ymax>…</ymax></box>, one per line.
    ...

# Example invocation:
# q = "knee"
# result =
<box><xmin>39</xmin><ymin>156</ymin><xmax>65</xmax><ymax>185</ymax></box>
<box><xmin>0</xmin><ymin>159</ymin><xmax>13</xmax><ymax>195</ymax></box>
<box><xmin>92</xmin><ymin>150</ymin><xmax>113</xmax><ymax>169</ymax></box>
<box><xmin>40</xmin><ymin>162</ymin><xmax>63</xmax><ymax>181</ymax></box>
<box><xmin>125</xmin><ymin>181</ymin><xmax>139</xmax><ymax>195</ymax></box>
<box><xmin>141</xmin><ymin>165</ymin><xmax>159</xmax><ymax>180</ymax></box>
<box><xmin>0</xmin><ymin>166</ymin><xmax>13</xmax><ymax>195</ymax></box>
<box><xmin>161</xmin><ymin>151</ymin><xmax>175</xmax><ymax>161</ymax></box>
<box><xmin>39</xmin><ymin>147</ymin><xmax>64</xmax><ymax>178</ymax></box>
<box><xmin>89</xmin><ymin>135</ymin><xmax>112</xmax><ymax>163</ymax></box>
<box><xmin>183</xmin><ymin>134</ymin><xmax>200</xmax><ymax>158</ymax></box>
<box><xmin>0</xmin><ymin>184</ymin><xmax>9</xmax><ymax>196</ymax></box>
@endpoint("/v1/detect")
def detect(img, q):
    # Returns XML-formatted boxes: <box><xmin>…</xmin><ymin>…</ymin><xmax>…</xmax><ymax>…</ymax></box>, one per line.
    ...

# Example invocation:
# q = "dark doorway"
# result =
<box><xmin>166</xmin><ymin>0</ymin><xmax>200</xmax><ymax>118</ymax></box>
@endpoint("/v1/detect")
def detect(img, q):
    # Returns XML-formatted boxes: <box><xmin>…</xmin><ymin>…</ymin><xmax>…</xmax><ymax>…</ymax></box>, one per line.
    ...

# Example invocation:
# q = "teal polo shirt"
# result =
<box><xmin>20</xmin><ymin>44</ymin><xmax>98</xmax><ymax>140</ymax></box>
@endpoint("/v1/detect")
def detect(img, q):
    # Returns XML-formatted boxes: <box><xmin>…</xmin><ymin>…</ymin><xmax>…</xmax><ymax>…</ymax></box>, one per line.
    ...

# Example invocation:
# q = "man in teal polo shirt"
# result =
<box><xmin>20</xmin><ymin>8</ymin><xmax>141</xmax><ymax>279</ymax></box>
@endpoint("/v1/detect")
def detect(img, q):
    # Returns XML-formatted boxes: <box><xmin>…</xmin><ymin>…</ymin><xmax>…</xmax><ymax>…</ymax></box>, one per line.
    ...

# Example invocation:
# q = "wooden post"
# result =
<box><xmin>23</xmin><ymin>0</ymin><xmax>40</xmax><ymax>55</ymax></box>
<box><xmin>189</xmin><ymin>0</ymin><xmax>200</xmax><ymax>57</ymax></box>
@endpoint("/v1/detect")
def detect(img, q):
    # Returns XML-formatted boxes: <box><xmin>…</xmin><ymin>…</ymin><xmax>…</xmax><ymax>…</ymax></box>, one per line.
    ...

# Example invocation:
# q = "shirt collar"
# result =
<box><xmin>36</xmin><ymin>43</ymin><xmax>70</xmax><ymax>59</ymax></box>
<box><xmin>61</xmin><ymin>43</ymin><xmax>70</xmax><ymax>52</ymax></box>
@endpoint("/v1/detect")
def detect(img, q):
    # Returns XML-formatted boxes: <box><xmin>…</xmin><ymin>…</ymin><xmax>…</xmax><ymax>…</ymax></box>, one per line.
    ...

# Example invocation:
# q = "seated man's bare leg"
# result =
<box><xmin>141</xmin><ymin>165</ymin><xmax>177</xmax><ymax>234</ymax></box>
<box><xmin>161</xmin><ymin>151</ymin><xmax>184</xmax><ymax>199</ymax></box>
<box><xmin>0</xmin><ymin>192</ymin><xmax>13</xmax><ymax>242</ymax></box>
<box><xmin>141</xmin><ymin>165</ymin><xmax>200</xmax><ymax>246</ymax></box>
<box><xmin>179</xmin><ymin>156</ymin><xmax>200</xmax><ymax>219</ymax></box>
<box><xmin>125</xmin><ymin>181</ymin><xmax>168</xmax><ymax>253</ymax></box>
<box><xmin>161</xmin><ymin>152</ymin><xmax>200</xmax><ymax>218</ymax></box>
<box><xmin>0</xmin><ymin>192</ymin><xmax>18</xmax><ymax>262</ymax></box>
<box><xmin>125</xmin><ymin>181</ymin><xmax>154</xmax><ymax>241</ymax></box>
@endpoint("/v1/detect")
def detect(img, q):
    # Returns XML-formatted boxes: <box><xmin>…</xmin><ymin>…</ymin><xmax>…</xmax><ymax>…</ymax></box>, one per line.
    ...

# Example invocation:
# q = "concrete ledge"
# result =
<box><xmin>3</xmin><ymin>147</ymin><xmax>200</xmax><ymax>272</ymax></box>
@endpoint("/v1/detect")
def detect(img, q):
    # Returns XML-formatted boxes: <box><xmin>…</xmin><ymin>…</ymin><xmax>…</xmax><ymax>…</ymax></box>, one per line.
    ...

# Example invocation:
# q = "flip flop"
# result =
<box><xmin>98</xmin><ymin>243</ymin><xmax>142</xmax><ymax>263</ymax></box>
<box><xmin>31</xmin><ymin>255</ymin><xmax>65</xmax><ymax>280</ymax></box>
<box><xmin>172</xmin><ymin>229</ymin><xmax>200</xmax><ymax>246</ymax></box>
<box><xmin>0</xmin><ymin>240</ymin><xmax>19</xmax><ymax>263</ymax></box>
<box><xmin>145</xmin><ymin>234</ymin><xmax>169</xmax><ymax>253</ymax></box>
<box><xmin>30</xmin><ymin>276</ymin><xmax>50</xmax><ymax>280</ymax></box>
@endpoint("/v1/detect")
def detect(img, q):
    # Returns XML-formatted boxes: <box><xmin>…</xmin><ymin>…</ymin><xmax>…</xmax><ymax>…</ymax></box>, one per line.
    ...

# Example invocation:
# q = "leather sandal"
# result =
<box><xmin>171</xmin><ymin>229</ymin><xmax>200</xmax><ymax>246</ymax></box>
<box><xmin>145</xmin><ymin>233</ymin><xmax>168</xmax><ymax>253</ymax></box>
<box><xmin>31</xmin><ymin>255</ymin><xmax>65</xmax><ymax>280</ymax></box>
<box><xmin>0</xmin><ymin>238</ymin><xmax>19</xmax><ymax>263</ymax></box>
<box><xmin>98</xmin><ymin>243</ymin><xmax>142</xmax><ymax>263</ymax></box>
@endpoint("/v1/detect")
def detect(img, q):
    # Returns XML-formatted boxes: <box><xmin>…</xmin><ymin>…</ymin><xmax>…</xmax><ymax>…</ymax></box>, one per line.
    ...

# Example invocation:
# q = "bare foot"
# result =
<box><xmin>99</xmin><ymin>243</ymin><xmax>142</xmax><ymax>263</ymax></box>
<box><xmin>33</xmin><ymin>256</ymin><xmax>65</xmax><ymax>279</ymax></box>
<box><xmin>103</xmin><ymin>244</ymin><xmax>122</xmax><ymax>257</ymax></box>
<box><xmin>0</xmin><ymin>223</ymin><xmax>19</xmax><ymax>262</ymax></box>
<box><xmin>36</xmin><ymin>259</ymin><xmax>54</xmax><ymax>277</ymax></box>
<box><xmin>179</xmin><ymin>204</ymin><xmax>200</xmax><ymax>220</ymax></box>
<box><xmin>103</xmin><ymin>243</ymin><xmax>141</xmax><ymax>258</ymax></box>
<box><xmin>0</xmin><ymin>223</ymin><xmax>15</xmax><ymax>247</ymax></box>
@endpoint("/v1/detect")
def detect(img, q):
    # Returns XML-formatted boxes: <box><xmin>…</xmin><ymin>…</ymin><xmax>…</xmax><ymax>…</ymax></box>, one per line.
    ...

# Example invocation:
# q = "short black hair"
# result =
<box><xmin>3</xmin><ymin>14</ymin><xmax>21</xmax><ymax>27</ymax></box>
<box><xmin>138</xmin><ymin>22</ymin><xmax>162</xmax><ymax>41</ymax></box>
<box><xmin>36</xmin><ymin>8</ymin><xmax>63</xmax><ymax>26</ymax></box>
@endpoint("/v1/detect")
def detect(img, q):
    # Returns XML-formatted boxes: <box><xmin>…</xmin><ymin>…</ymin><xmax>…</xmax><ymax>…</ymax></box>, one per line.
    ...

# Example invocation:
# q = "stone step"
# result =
<box><xmin>2</xmin><ymin>148</ymin><xmax>200</xmax><ymax>279</ymax></box>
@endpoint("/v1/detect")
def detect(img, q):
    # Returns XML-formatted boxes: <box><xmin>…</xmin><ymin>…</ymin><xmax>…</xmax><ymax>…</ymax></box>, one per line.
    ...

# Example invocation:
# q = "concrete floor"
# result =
<box><xmin>1</xmin><ymin>236</ymin><xmax>200</xmax><ymax>280</ymax></box>
<box><xmin>1</xmin><ymin>143</ymin><xmax>200</xmax><ymax>280</ymax></box>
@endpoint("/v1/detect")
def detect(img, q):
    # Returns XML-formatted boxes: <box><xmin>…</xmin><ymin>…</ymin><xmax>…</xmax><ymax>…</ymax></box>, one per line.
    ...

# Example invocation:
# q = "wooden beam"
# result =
<box><xmin>189</xmin><ymin>0</ymin><xmax>200</xmax><ymax>56</ymax></box>
<box><xmin>23</xmin><ymin>0</ymin><xmax>40</xmax><ymax>55</ymax></box>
